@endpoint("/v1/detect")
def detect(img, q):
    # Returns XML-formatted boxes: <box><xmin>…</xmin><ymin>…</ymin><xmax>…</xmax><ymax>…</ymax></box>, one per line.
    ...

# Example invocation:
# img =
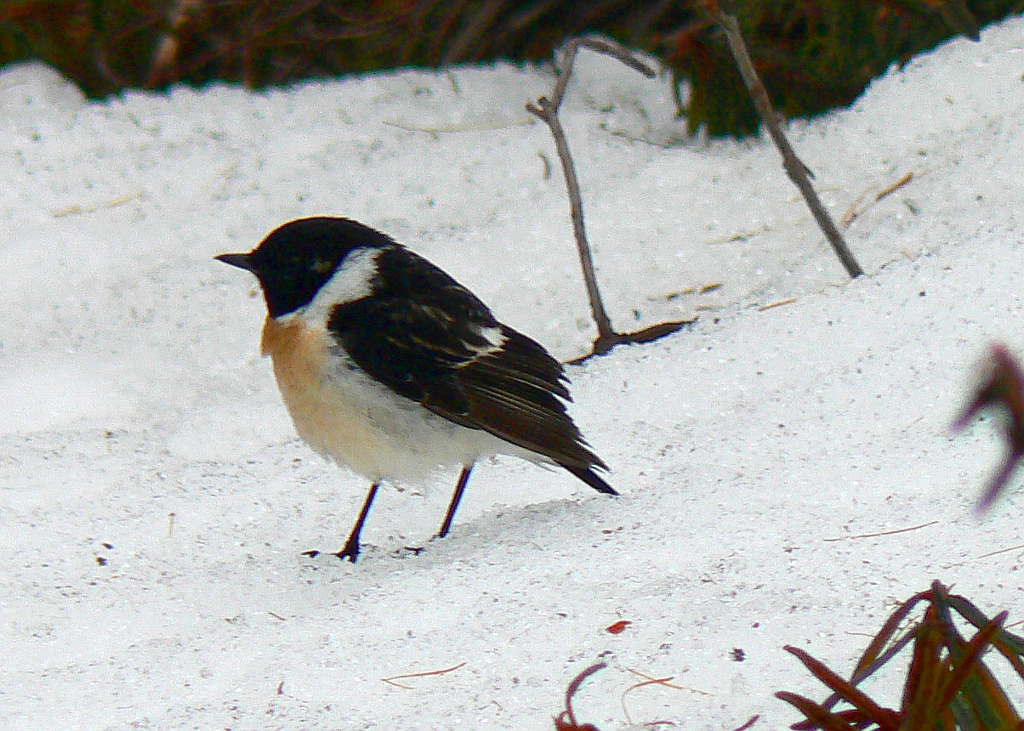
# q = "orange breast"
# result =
<box><xmin>260</xmin><ymin>316</ymin><xmax>385</xmax><ymax>474</ymax></box>
<box><xmin>260</xmin><ymin>316</ymin><xmax>327</xmax><ymax>394</ymax></box>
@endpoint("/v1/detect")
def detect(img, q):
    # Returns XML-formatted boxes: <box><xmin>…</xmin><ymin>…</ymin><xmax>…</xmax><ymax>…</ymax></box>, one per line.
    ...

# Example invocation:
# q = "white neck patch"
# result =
<box><xmin>282</xmin><ymin>245</ymin><xmax>381</xmax><ymax>327</ymax></box>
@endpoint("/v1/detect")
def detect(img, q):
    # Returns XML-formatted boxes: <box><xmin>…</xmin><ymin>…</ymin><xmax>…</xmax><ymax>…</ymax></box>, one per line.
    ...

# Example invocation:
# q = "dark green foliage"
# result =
<box><xmin>0</xmin><ymin>0</ymin><xmax>164</xmax><ymax>96</ymax></box>
<box><xmin>668</xmin><ymin>0</ymin><xmax>1023</xmax><ymax>137</ymax></box>
<box><xmin>0</xmin><ymin>0</ymin><xmax>1021</xmax><ymax>136</ymax></box>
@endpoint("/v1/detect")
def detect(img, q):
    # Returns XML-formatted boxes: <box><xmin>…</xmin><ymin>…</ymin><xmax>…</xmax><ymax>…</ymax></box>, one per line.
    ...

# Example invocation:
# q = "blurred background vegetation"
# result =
<box><xmin>0</xmin><ymin>0</ymin><xmax>1020</xmax><ymax>137</ymax></box>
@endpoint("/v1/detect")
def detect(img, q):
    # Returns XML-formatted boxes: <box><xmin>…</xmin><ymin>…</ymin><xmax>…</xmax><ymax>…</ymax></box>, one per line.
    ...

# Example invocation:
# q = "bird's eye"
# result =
<box><xmin>312</xmin><ymin>258</ymin><xmax>334</xmax><ymax>274</ymax></box>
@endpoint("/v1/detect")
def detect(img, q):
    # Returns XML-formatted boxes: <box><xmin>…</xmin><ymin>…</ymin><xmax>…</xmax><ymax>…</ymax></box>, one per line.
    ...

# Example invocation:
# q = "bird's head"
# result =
<box><xmin>216</xmin><ymin>217</ymin><xmax>394</xmax><ymax>319</ymax></box>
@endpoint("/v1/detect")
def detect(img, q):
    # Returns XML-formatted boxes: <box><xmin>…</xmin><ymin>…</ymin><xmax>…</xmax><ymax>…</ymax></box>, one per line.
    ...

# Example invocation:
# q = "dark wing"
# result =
<box><xmin>326</xmin><ymin>246</ymin><xmax>610</xmax><ymax>482</ymax></box>
<box><xmin>449</xmin><ymin>327</ymin><xmax>608</xmax><ymax>472</ymax></box>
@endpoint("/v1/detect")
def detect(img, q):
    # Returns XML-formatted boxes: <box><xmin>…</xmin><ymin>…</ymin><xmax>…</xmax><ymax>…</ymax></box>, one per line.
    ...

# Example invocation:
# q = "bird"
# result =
<box><xmin>216</xmin><ymin>216</ymin><xmax>616</xmax><ymax>562</ymax></box>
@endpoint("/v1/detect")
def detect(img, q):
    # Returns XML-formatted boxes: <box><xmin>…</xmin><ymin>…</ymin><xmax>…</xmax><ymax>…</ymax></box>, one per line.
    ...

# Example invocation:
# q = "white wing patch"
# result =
<box><xmin>469</xmin><ymin>325</ymin><xmax>506</xmax><ymax>354</ymax></box>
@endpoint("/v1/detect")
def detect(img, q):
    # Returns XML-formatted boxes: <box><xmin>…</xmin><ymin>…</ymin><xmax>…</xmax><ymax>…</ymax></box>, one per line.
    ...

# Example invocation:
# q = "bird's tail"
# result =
<box><xmin>563</xmin><ymin>464</ymin><xmax>618</xmax><ymax>495</ymax></box>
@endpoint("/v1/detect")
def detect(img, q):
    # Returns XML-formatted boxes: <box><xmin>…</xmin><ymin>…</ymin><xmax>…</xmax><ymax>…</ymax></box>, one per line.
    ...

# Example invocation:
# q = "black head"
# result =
<box><xmin>216</xmin><ymin>217</ymin><xmax>396</xmax><ymax>317</ymax></box>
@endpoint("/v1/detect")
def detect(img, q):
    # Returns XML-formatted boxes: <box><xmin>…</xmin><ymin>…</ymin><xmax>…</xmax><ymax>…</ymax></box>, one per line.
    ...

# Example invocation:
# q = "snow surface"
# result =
<box><xmin>2</xmin><ymin>17</ymin><xmax>1024</xmax><ymax>731</ymax></box>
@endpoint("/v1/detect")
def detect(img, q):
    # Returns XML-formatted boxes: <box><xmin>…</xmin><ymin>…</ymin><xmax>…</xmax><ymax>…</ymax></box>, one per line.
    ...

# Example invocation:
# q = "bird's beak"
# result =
<box><xmin>215</xmin><ymin>252</ymin><xmax>255</xmax><ymax>271</ymax></box>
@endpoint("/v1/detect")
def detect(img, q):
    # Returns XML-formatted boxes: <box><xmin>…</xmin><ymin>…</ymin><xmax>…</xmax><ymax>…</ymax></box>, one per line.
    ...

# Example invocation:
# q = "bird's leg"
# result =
<box><xmin>333</xmin><ymin>482</ymin><xmax>380</xmax><ymax>562</ymax></box>
<box><xmin>437</xmin><ymin>464</ymin><xmax>474</xmax><ymax>538</ymax></box>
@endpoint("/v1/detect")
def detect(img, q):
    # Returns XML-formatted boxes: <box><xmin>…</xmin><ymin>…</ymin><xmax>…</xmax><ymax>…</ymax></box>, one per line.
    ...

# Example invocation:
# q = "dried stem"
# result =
<box><xmin>557</xmin><ymin>662</ymin><xmax>606</xmax><ymax>729</ymax></box>
<box><xmin>381</xmin><ymin>661</ymin><xmax>467</xmax><ymax>689</ymax></box>
<box><xmin>527</xmin><ymin>36</ymin><xmax>692</xmax><ymax>360</ymax></box>
<box><xmin>707</xmin><ymin>6</ymin><xmax>863</xmax><ymax>279</ymax></box>
<box><xmin>528</xmin><ymin>94</ymin><xmax>614</xmax><ymax>344</ymax></box>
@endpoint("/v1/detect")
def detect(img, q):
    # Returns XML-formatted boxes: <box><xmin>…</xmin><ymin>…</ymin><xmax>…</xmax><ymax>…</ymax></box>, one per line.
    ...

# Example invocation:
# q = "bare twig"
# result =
<box><xmin>822</xmin><ymin>520</ymin><xmax>939</xmax><ymax>542</ymax></box>
<box><xmin>381</xmin><ymin>661</ymin><xmax>467</xmax><ymax>689</ymax></box>
<box><xmin>620</xmin><ymin>676</ymin><xmax>675</xmax><ymax>726</ymax></box>
<box><xmin>528</xmin><ymin>93</ymin><xmax>613</xmax><ymax>344</ymax></box>
<box><xmin>842</xmin><ymin>172</ymin><xmax>916</xmax><ymax>227</ymax></box>
<box><xmin>876</xmin><ymin>171</ymin><xmax>915</xmax><ymax>201</ymax></box>
<box><xmin>627</xmin><ymin>668</ymin><xmax>713</xmax><ymax>696</ymax></box>
<box><xmin>976</xmin><ymin>542</ymin><xmax>1024</xmax><ymax>560</ymax></box>
<box><xmin>381</xmin><ymin>118</ymin><xmax>533</xmax><ymax>135</ymax></box>
<box><xmin>547</xmin><ymin>37</ymin><xmax>659</xmax><ymax>109</ymax></box>
<box><xmin>705</xmin><ymin>5</ymin><xmax>863</xmax><ymax>279</ymax></box>
<box><xmin>627</xmin><ymin>668</ymin><xmax>685</xmax><ymax>691</ymax></box>
<box><xmin>756</xmin><ymin>297</ymin><xmax>798</xmax><ymax>312</ymax></box>
<box><xmin>527</xmin><ymin>36</ymin><xmax>692</xmax><ymax>360</ymax></box>
<box><xmin>618</xmin><ymin>667</ymin><xmax>692</xmax><ymax>724</ymax></box>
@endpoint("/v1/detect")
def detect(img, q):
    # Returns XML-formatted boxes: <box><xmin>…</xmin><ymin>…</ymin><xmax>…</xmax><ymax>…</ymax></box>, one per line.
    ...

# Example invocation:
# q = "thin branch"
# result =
<box><xmin>549</xmin><ymin>36</ymin><xmax>658</xmax><ymax>109</ymax></box>
<box><xmin>528</xmin><ymin>93</ymin><xmax>614</xmax><ymax>341</ymax></box>
<box><xmin>620</xmin><ymin>675</ymin><xmax>677</xmax><ymax>726</ymax></box>
<box><xmin>527</xmin><ymin>36</ymin><xmax>691</xmax><ymax>360</ymax></box>
<box><xmin>381</xmin><ymin>661</ymin><xmax>467</xmax><ymax>689</ymax></box>
<box><xmin>841</xmin><ymin>172</ymin><xmax>916</xmax><ymax>228</ymax></box>
<box><xmin>976</xmin><ymin>542</ymin><xmax>1024</xmax><ymax>560</ymax></box>
<box><xmin>382</xmin><ymin>118</ymin><xmax>533</xmax><ymax>135</ymax></box>
<box><xmin>757</xmin><ymin>297</ymin><xmax>798</xmax><ymax>312</ymax></box>
<box><xmin>706</xmin><ymin>6</ymin><xmax>863</xmax><ymax>279</ymax></box>
<box><xmin>822</xmin><ymin>520</ymin><xmax>939</xmax><ymax>542</ymax></box>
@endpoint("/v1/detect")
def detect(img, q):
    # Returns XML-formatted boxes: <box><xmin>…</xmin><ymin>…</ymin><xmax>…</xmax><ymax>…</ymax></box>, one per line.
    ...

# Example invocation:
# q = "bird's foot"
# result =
<box><xmin>332</xmin><ymin>539</ymin><xmax>361</xmax><ymax>563</ymax></box>
<box><xmin>300</xmin><ymin>541</ymin><xmax>360</xmax><ymax>563</ymax></box>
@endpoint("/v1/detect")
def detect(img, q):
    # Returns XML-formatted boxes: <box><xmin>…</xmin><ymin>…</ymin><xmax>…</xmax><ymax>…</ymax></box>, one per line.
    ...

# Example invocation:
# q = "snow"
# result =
<box><xmin>2</xmin><ymin>17</ymin><xmax>1024</xmax><ymax>730</ymax></box>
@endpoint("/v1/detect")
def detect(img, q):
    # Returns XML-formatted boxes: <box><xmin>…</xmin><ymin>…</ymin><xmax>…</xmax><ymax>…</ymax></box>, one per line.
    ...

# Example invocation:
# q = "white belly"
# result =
<box><xmin>261</xmin><ymin>316</ymin><xmax>512</xmax><ymax>483</ymax></box>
